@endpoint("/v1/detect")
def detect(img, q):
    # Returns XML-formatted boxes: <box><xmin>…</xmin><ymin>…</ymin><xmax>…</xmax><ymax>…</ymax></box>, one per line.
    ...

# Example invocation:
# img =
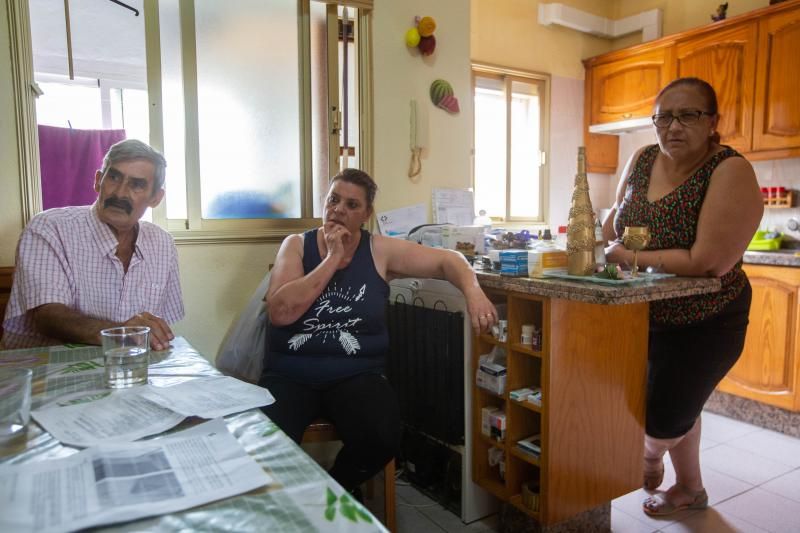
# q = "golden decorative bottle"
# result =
<box><xmin>566</xmin><ymin>147</ymin><xmax>596</xmax><ymax>275</ymax></box>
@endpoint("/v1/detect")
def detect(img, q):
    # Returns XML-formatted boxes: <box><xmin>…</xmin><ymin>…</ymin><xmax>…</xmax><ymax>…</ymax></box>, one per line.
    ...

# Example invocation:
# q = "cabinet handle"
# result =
<box><xmin>622</xmin><ymin>113</ymin><xmax>632</xmax><ymax>119</ymax></box>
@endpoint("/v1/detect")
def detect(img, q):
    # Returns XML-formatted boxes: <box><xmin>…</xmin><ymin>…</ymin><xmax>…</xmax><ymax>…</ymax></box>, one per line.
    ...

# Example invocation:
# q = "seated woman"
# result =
<box><xmin>260</xmin><ymin>169</ymin><xmax>497</xmax><ymax>496</ymax></box>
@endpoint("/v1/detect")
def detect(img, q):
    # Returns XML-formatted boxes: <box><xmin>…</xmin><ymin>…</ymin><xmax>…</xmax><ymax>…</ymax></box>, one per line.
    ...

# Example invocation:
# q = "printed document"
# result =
<box><xmin>31</xmin><ymin>389</ymin><xmax>186</xmax><ymax>447</ymax></box>
<box><xmin>376</xmin><ymin>203</ymin><xmax>427</xmax><ymax>238</ymax></box>
<box><xmin>139</xmin><ymin>375</ymin><xmax>275</xmax><ymax>419</ymax></box>
<box><xmin>32</xmin><ymin>376</ymin><xmax>275</xmax><ymax>447</ymax></box>
<box><xmin>0</xmin><ymin>419</ymin><xmax>272</xmax><ymax>533</ymax></box>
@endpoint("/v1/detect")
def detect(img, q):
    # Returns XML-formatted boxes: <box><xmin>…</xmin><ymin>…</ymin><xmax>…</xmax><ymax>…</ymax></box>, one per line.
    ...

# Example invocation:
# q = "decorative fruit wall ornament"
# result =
<box><xmin>430</xmin><ymin>79</ymin><xmax>460</xmax><ymax>114</ymax></box>
<box><xmin>405</xmin><ymin>15</ymin><xmax>437</xmax><ymax>56</ymax></box>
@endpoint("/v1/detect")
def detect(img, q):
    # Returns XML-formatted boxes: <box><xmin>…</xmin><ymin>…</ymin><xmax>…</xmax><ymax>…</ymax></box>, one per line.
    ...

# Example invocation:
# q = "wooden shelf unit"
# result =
<box><xmin>472</xmin><ymin>290</ymin><xmax>650</xmax><ymax>526</ymax></box>
<box><xmin>763</xmin><ymin>190</ymin><xmax>793</xmax><ymax>208</ymax></box>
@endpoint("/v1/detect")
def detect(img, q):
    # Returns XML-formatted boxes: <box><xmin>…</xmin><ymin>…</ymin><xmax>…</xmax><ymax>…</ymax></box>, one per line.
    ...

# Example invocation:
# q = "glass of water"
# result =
<box><xmin>101</xmin><ymin>326</ymin><xmax>150</xmax><ymax>388</ymax></box>
<box><xmin>0</xmin><ymin>368</ymin><xmax>32</xmax><ymax>442</ymax></box>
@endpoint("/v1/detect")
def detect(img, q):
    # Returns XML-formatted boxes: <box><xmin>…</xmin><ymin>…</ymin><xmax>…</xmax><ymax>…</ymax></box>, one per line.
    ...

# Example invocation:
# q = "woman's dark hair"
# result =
<box><xmin>657</xmin><ymin>77</ymin><xmax>720</xmax><ymax>143</ymax></box>
<box><xmin>657</xmin><ymin>77</ymin><xmax>719</xmax><ymax>115</ymax></box>
<box><xmin>332</xmin><ymin>168</ymin><xmax>378</xmax><ymax>208</ymax></box>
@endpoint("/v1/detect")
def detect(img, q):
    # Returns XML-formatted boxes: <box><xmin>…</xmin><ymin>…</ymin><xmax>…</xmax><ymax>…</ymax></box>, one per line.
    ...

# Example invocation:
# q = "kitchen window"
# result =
<box><xmin>11</xmin><ymin>0</ymin><xmax>372</xmax><ymax>242</ymax></box>
<box><xmin>472</xmin><ymin>65</ymin><xmax>549</xmax><ymax>223</ymax></box>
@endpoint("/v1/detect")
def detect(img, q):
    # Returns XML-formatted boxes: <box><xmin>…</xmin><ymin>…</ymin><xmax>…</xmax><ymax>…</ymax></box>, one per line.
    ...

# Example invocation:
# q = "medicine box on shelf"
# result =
<box><xmin>477</xmin><ymin>360</ymin><xmax>507</xmax><ymax>395</ymax></box>
<box><xmin>517</xmin><ymin>434</ymin><xmax>542</xmax><ymax>456</ymax></box>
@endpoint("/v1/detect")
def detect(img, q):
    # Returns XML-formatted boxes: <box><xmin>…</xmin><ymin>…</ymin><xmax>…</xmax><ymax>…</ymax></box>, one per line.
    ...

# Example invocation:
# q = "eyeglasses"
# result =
<box><xmin>651</xmin><ymin>110</ymin><xmax>714</xmax><ymax>128</ymax></box>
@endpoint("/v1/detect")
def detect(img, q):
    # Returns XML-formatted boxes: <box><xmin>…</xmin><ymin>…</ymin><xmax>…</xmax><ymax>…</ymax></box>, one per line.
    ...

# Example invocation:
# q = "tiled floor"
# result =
<box><xmin>396</xmin><ymin>411</ymin><xmax>800</xmax><ymax>533</ymax></box>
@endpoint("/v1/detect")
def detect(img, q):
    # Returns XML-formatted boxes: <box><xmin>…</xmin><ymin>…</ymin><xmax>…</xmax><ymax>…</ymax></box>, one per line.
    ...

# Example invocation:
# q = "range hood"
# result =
<box><xmin>588</xmin><ymin>117</ymin><xmax>652</xmax><ymax>135</ymax></box>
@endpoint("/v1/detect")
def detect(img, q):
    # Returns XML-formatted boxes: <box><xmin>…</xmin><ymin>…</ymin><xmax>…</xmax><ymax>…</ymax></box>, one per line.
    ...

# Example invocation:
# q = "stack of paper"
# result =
<box><xmin>0</xmin><ymin>419</ymin><xmax>272</xmax><ymax>533</ymax></box>
<box><xmin>31</xmin><ymin>376</ymin><xmax>275</xmax><ymax>448</ymax></box>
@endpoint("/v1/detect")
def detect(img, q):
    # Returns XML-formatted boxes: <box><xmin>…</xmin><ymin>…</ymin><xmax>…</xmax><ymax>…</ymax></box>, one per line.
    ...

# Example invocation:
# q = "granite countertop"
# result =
<box><xmin>743</xmin><ymin>250</ymin><xmax>800</xmax><ymax>267</ymax></box>
<box><xmin>475</xmin><ymin>270</ymin><xmax>720</xmax><ymax>305</ymax></box>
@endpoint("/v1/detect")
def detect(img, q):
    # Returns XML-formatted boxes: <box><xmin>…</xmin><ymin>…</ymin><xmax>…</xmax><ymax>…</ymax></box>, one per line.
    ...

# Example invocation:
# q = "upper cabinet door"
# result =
<box><xmin>589</xmin><ymin>46</ymin><xmax>675</xmax><ymax>125</ymax></box>
<box><xmin>753</xmin><ymin>6</ymin><xmax>800</xmax><ymax>152</ymax></box>
<box><xmin>675</xmin><ymin>21</ymin><xmax>758</xmax><ymax>154</ymax></box>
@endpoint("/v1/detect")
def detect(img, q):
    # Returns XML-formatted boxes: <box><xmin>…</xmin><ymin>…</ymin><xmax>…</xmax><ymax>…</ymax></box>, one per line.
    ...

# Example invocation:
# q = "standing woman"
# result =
<box><xmin>261</xmin><ymin>168</ymin><xmax>497</xmax><ymax>498</ymax></box>
<box><xmin>603</xmin><ymin>78</ymin><xmax>763</xmax><ymax>516</ymax></box>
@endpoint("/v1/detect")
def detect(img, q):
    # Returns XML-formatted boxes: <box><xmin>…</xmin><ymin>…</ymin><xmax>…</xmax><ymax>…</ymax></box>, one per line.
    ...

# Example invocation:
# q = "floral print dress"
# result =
<box><xmin>614</xmin><ymin>144</ymin><xmax>747</xmax><ymax>325</ymax></box>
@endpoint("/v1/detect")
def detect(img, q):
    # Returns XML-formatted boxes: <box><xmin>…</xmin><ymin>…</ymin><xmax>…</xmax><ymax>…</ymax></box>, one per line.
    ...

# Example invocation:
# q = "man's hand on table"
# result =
<box><xmin>124</xmin><ymin>312</ymin><xmax>174</xmax><ymax>351</ymax></box>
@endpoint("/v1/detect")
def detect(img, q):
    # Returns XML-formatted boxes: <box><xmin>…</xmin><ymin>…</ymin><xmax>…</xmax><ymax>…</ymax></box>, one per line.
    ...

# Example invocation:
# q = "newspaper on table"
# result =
<box><xmin>0</xmin><ymin>418</ymin><xmax>272</xmax><ymax>533</ymax></box>
<box><xmin>31</xmin><ymin>376</ymin><xmax>275</xmax><ymax>448</ymax></box>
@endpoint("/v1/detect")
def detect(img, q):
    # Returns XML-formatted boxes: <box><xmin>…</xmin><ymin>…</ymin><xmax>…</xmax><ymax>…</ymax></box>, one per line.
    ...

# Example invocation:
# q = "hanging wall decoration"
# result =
<box><xmin>430</xmin><ymin>79</ymin><xmax>460</xmax><ymax>114</ymax></box>
<box><xmin>405</xmin><ymin>16</ymin><xmax>437</xmax><ymax>56</ymax></box>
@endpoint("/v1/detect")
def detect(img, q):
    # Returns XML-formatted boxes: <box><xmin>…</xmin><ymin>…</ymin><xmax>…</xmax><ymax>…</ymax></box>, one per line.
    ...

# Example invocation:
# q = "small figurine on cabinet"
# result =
<box><xmin>711</xmin><ymin>2</ymin><xmax>728</xmax><ymax>21</ymax></box>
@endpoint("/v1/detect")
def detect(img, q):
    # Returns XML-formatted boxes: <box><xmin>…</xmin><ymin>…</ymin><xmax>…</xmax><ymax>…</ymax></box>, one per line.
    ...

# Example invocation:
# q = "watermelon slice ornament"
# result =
<box><xmin>430</xmin><ymin>79</ymin><xmax>460</xmax><ymax>114</ymax></box>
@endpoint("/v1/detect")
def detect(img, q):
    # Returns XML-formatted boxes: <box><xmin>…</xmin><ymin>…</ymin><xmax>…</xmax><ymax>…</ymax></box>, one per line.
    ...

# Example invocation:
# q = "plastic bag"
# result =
<box><xmin>216</xmin><ymin>271</ymin><xmax>271</xmax><ymax>383</ymax></box>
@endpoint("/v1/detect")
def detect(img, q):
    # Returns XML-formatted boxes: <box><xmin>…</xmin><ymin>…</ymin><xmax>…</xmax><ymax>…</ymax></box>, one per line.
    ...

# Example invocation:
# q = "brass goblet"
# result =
<box><xmin>622</xmin><ymin>226</ymin><xmax>651</xmax><ymax>277</ymax></box>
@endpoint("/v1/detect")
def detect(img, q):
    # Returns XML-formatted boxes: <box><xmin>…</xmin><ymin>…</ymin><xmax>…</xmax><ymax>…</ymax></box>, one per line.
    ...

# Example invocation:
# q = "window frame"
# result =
<box><xmin>471</xmin><ymin>63</ymin><xmax>550</xmax><ymax>224</ymax></box>
<box><xmin>9</xmin><ymin>0</ymin><xmax>373</xmax><ymax>245</ymax></box>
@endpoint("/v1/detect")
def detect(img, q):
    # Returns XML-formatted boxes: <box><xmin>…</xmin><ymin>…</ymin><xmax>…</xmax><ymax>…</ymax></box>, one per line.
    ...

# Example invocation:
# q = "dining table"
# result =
<box><xmin>0</xmin><ymin>337</ymin><xmax>388</xmax><ymax>532</ymax></box>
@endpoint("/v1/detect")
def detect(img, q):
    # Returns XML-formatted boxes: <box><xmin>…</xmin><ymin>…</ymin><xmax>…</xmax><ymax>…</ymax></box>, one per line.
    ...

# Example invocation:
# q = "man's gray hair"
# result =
<box><xmin>100</xmin><ymin>139</ymin><xmax>167</xmax><ymax>194</ymax></box>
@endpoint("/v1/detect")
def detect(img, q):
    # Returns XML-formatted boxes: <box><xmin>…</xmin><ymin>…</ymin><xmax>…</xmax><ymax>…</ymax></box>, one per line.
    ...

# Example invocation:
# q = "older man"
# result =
<box><xmin>2</xmin><ymin>139</ymin><xmax>184</xmax><ymax>351</ymax></box>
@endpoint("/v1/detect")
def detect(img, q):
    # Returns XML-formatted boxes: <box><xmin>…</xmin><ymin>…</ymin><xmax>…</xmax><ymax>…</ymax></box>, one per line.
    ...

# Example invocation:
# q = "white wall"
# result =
<box><xmin>549</xmin><ymin>75</ymin><xmax>587</xmax><ymax>228</ymax></box>
<box><xmin>372</xmin><ymin>0</ymin><xmax>473</xmax><ymax>216</ymax></box>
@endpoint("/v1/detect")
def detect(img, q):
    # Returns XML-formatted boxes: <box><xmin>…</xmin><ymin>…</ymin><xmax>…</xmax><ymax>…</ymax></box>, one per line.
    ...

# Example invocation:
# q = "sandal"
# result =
<box><xmin>643</xmin><ymin>457</ymin><xmax>664</xmax><ymax>491</ymax></box>
<box><xmin>643</xmin><ymin>485</ymin><xmax>708</xmax><ymax>517</ymax></box>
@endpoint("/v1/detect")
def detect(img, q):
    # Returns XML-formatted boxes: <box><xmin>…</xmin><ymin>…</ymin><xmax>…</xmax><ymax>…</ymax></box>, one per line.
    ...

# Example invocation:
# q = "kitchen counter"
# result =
<box><xmin>471</xmin><ymin>269</ymin><xmax>719</xmax><ymax>528</ymax></box>
<box><xmin>475</xmin><ymin>270</ymin><xmax>720</xmax><ymax>305</ymax></box>
<box><xmin>743</xmin><ymin>250</ymin><xmax>800</xmax><ymax>267</ymax></box>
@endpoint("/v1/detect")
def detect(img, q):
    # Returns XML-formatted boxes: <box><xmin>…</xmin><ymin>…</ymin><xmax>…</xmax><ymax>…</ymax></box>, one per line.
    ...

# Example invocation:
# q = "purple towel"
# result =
<box><xmin>38</xmin><ymin>125</ymin><xmax>127</xmax><ymax>210</ymax></box>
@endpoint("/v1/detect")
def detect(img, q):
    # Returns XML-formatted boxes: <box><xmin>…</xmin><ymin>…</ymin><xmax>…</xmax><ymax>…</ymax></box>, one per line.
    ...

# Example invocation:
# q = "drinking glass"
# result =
<box><xmin>622</xmin><ymin>226</ymin><xmax>651</xmax><ymax>277</ymax></box>
<box><xmin>101</xmin><ymin>326</ymin><xmax>150</xmax><ymax>388</ymax></box>
<box><xmin>0</xmin><ymin>368</ymin><xmax>32</xmax><ymax>442</ymax></box>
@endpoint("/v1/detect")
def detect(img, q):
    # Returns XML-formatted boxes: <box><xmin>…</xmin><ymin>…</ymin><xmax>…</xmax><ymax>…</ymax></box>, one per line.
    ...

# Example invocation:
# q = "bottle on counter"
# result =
<box><xmin>566</xmin><ymin>146</ymin><xmax>596</xmax><ymax>275</ymax></box>
<box><xmin>594</xmin><ymin>216</ymin><xmax>606</xmax><ymax>266</ymax></box>
<box><xmin>556</xmin><ymin>226</ymin><xmax>568</xmax><ymax>250</ymax></box>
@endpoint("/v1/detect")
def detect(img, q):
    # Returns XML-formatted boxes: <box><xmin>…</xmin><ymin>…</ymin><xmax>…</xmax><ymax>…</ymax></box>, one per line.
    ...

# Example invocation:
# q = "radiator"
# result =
<box><xmin>387</xmin><ymin>278</ymin><xmax>497</xmax><ymax>524</ymax></box>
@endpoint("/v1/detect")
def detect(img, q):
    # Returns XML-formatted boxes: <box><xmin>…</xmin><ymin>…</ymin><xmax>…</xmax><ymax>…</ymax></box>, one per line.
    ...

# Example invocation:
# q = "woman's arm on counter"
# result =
<box><xmin>606</xmin><ymin>156</ymin><xmax>763</xmax><ymax>277</ymax></box>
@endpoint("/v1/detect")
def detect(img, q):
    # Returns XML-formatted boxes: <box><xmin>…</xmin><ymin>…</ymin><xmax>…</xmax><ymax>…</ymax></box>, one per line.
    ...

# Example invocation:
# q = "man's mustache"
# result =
<box><xmin>103</xmin><ymin>197</ymin><xmax>133</xmax><ymax>214</ymax></box>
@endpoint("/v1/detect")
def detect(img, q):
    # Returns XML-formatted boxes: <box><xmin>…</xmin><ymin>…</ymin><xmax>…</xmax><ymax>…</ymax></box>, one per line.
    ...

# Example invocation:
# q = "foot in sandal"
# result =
<box><xmin>643</xmin><ymin>484</ymin><xmax>708</xmax><ymax>516</ymax></box>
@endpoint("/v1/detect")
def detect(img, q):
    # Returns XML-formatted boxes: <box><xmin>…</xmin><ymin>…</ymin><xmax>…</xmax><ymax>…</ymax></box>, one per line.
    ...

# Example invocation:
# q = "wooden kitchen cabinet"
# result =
<box><xmin>583</xmin><ymin>0</ymin><xmax>800</xmax><ymax>173</ymax></box>
<box><xmin>675</xmin><ymin>21</ymin><xmax>758</xmax><ymax>154</ymax></box>
<box><xmin>583</xmin><ymin>44</ymin><xmax>674</xmax><ymax>173</ymax></box>
<box><xmin>752</xmin><ymin>4</ymin><xmax>800</xmax><ymax>156</ymax></box>
<box><xmin>587</xmin><ymin>45</ymin><xmax>675</xmax><ymax>126</ymax></box>
<box><xmin>718</xmin><ymin>264</ymin><xmax>800</xmax><ymax>411</ymax></box>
